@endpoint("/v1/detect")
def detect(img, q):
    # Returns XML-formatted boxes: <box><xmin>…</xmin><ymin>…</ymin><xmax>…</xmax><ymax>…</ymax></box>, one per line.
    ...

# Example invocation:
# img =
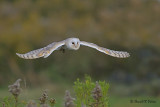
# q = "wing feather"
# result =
<box><xmin>80</xmin><ymin>41</ymin><xmax>130</xmax><ymax>58</ymax></box>
<box><xmin>16</xmin><ymin>41</ymin><xmax>65</xmax><ymax>59</ymax></box>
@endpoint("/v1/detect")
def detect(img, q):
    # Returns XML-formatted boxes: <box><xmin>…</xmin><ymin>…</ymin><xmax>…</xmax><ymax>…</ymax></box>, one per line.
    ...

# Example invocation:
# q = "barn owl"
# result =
<box><xmin>16</xmin><ymin>37</ymin><xmax>130</xmax><ymax>59</ymax></box>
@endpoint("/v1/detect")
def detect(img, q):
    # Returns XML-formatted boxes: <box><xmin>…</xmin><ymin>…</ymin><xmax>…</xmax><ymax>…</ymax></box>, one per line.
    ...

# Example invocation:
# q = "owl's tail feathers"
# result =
<box><xmin>16</xmin><ymin>53</ymin><xmax>43</xmax><ymax>59</ymax></box>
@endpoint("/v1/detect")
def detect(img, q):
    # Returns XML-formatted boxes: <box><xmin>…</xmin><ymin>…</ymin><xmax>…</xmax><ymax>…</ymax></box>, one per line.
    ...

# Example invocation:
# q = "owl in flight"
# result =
<box><xmin>16</xmin><ymin>37</ymin><xmax>130</xmax><ymax>59</ymax></box>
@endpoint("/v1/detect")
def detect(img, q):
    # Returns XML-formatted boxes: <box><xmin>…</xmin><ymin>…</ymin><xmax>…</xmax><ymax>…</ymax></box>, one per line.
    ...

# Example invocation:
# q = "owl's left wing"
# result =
<box><xmin>80</xmin><ymin>41</ymin><xmax>130</xmax><ymax>58</ymax></box>
<box><xmin>16</xmin><ymin>41</ymin><xmax>65</xmax><ymax>59</ymax></box>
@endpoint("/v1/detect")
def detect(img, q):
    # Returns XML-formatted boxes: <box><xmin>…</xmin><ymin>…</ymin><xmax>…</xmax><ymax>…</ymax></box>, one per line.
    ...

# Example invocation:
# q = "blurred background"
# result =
<box><xmin>0</xmin><ymin>0</ymin><xmax>160</xmax><ymax>106</ymax></box>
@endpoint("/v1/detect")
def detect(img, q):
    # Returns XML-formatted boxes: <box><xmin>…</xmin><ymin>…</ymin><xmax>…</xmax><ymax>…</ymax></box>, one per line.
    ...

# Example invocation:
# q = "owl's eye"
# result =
<box><xmin>72</xmin><ymin>42</ymin><xmax>74</xmax><ymax>44</ymax></box>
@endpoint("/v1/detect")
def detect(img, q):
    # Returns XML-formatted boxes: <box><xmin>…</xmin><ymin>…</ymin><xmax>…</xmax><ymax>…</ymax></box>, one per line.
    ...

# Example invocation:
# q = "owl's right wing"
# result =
<box><xmin>16</xmin><ymin>41</ymin><xmax>65</xmax><ymax>59</ymax></box>
<box><xmin>80</xmin><ymin>41</ymin><xmax>130</xmax><ymax>58</ymax></box>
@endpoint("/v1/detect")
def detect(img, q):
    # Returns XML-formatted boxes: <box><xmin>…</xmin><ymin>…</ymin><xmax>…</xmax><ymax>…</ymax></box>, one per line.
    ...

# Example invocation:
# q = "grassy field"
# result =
<box><xmin>0</xmin><ymin>76</ymin><xmax>110</xmax><ymax>107</ymax></box>
<box><xmin>0</xmin><ymin>76</ymin><xmax>159</xmax><ymax>107</ymax></box>
<box><xmin>1</xmin><ymin>88</ymin><xmax>160</xmax><ymax>107</ymax></box>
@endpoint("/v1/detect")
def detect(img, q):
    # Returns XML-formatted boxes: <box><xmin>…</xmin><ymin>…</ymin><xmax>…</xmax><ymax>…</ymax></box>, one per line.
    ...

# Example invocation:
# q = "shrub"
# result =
<box><xmin>74</xmin><ymin>75</ymin><xmax>109</xmax><ymax>107</ymax></box>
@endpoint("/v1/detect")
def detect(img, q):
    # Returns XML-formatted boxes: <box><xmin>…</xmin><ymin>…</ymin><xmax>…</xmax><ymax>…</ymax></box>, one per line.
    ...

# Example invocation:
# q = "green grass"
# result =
<box><xmin>0</xmin><ymin>85</ymin><xmax>65</xmax><ymax>107</ymax></box>
<box><xmin>0</xmin><ymin>76</ymin><xmax>110</xmax><ymax>107</ymax></box>
<box><xmin>1</xmin><ymin>88</ymin><xmax>160</xmax><ymax>107</ymax></box>
<box><xmin>1</xmin><ymin>76</ymin><xmax>159</xmax><ymax>107</ymax></box>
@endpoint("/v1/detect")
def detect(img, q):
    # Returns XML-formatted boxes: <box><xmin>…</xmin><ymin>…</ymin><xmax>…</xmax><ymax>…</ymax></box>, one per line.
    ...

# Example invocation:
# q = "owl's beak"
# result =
<box><xmin>75</xmin><ymin>45</ymin><xmax>78</xmax><ymax>48</ymax></box>
<box><xmin>74</xmin><ymin>44</ymin><xmax>79</xmax><ymax>49</ymax></box>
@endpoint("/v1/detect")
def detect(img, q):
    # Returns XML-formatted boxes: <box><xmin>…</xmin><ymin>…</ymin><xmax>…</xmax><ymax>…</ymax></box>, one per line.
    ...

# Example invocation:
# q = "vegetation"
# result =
<box><xmin>74</xmin><ymin>76</ymin><xmax>109</xmax><ymax>107</ymax></box>
<box><xmin>1</xmin><ymin>76</ymin><xmax>109</xmax><ymax>107</ymax></box>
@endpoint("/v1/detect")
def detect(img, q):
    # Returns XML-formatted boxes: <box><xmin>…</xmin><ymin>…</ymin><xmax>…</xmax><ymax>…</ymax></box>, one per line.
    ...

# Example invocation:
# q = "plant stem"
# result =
<box><xmin>14</xmin><ymin>96</ymin><xmax>18</xmax><ymax>107</ymax></box>
<box><xmin>2</xmin><ymin>102</ymin><xmax>5</xmax><ymax>107</ymax></box>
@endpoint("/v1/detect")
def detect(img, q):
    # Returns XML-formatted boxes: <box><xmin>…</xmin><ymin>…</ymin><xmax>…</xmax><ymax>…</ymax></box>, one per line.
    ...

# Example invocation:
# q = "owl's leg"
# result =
<box><xmin>60</xmin><ymin>48</ymin><xmax>65</xmax><ymax>53</ymax></box>
<box><xmin>62</xmin><ymin>49</ymin><xmax>65</xmax><ymax>53</ymax></box>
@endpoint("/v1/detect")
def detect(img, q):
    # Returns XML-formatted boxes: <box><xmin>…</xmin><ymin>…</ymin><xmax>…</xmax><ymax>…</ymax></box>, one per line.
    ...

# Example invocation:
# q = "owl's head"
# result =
<box><xmin>66</xmin><ymin>38</ymin><xmax>80</xmax><ymax>50</ymax></box>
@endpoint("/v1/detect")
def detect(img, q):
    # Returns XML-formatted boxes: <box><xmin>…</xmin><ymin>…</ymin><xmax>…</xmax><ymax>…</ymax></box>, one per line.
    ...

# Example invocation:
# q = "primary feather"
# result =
<box><xmin>16</xmin><ymin>48</ymin><xmax>44</xmax><ymax>59</ymax></box>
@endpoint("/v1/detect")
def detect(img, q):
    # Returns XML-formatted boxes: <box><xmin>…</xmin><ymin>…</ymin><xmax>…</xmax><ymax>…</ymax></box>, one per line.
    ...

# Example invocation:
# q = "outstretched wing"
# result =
<box><xmin>16</xmin><ymin>41</ymin><xmax>65</xmax><ymax>59</ymax></box>
<box><xmin>80</xmin><ymin>41</ymin><xmax>130</xmax><ymax>58</ymax></box>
